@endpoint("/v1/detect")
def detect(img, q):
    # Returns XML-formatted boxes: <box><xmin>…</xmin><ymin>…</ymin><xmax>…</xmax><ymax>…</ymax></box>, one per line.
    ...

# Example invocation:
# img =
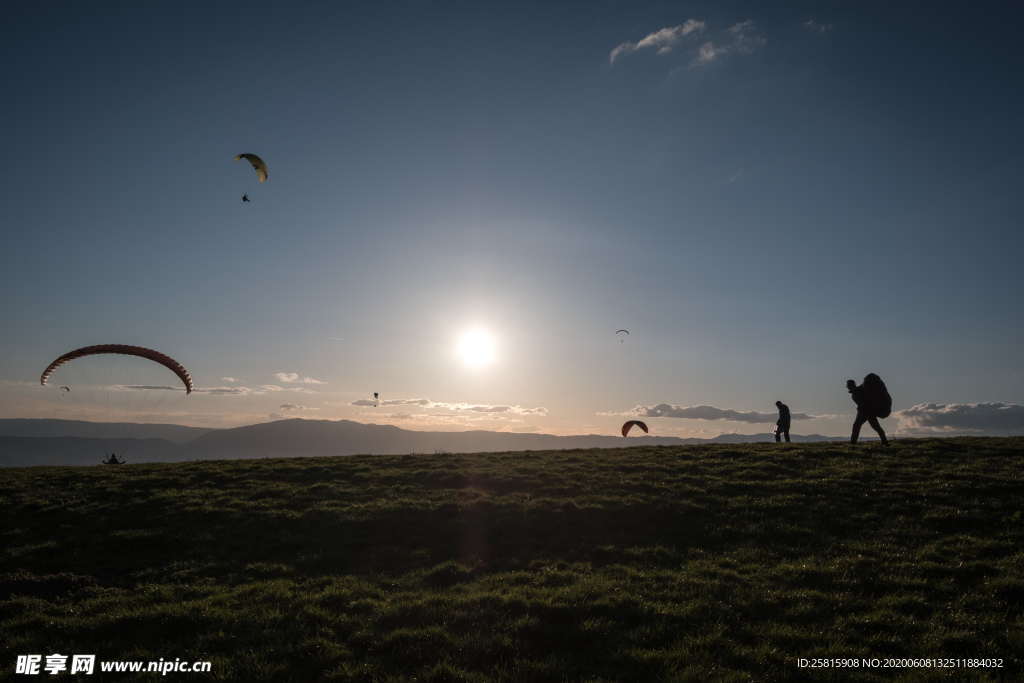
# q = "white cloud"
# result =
<box><xmin>221</xmin><ymin>377</ymin><xmax>239</xmax><ymax>383</ymax></box>
<box><xmin>624</xmin><ymin>403</ymin><xmax>815</xmax><ymax>423</ymax></box>
<box><xmin>803</xmin><ymin>19</ymin><xmax>833</xmax><ymax>33</ymax></box>
<box><xmin>610</xmin><ymin>19</ymin><xmax>705</xmax><ymax>64</ymax></box>
<box><xmin>896</xmin><ymin>403</ymin><xmax>1024</xmax><ymax>435</ymax></box>
<box><xmin>274</xmin><ymin>372</ymin><xmax>327</xmax><ymax>385</ymax></box>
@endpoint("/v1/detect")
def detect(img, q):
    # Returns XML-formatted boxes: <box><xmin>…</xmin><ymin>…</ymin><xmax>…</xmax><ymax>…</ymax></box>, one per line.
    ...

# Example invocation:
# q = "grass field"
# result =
<box><xmin>2</xmin><ymin>438</ymin><xmax>1023</xmax><ymax>681</ymax></box>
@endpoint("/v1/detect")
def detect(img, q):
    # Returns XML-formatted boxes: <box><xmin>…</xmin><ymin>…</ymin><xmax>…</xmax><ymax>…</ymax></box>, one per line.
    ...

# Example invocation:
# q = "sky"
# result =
<box><xmin>1</xmin><ymin>1</ymin><xmax>1022</xmax><ymax>438</ymax></box>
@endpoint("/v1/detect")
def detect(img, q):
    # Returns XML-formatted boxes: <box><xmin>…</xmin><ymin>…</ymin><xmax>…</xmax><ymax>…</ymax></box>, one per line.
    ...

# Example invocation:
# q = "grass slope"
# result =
<box><xmin>2</xmin><ymin>438</ymin><xmax>1023</xmax><ymax>681</ymax></box>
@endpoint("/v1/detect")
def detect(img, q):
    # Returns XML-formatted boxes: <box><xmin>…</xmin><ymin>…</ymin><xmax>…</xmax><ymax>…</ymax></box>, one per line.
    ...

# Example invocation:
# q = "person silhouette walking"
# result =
<box><xmin>847</xmin><ymin>379</ymin><xmax>888</xmax><ymax>445</ymax></box>
<box><xmin>775</xmin><ymin>401</ymin><xmax>791</xmax><ymax>443</ymax></box>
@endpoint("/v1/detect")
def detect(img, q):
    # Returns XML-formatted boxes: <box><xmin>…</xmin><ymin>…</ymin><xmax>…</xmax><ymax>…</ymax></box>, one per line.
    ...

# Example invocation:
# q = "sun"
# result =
<box><xmin>456</xmin><ymin>328</ymin><xmax>497</xmax><ymax>369</ymax></box>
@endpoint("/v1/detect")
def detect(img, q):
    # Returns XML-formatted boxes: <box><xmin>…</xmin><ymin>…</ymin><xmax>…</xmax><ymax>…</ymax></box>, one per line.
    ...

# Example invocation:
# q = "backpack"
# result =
<box><xmin>863</xmin><ymin>373</ymin><xmax>892</xmax><ymax>418</ymax></box>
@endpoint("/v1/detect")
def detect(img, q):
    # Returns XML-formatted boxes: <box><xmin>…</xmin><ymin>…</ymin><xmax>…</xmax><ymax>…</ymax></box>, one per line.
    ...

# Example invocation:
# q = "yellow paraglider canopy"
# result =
<box><xmin>235</xmin><ymin>153</ymin><xmax>268</xmax><ymax>183</ymax></box>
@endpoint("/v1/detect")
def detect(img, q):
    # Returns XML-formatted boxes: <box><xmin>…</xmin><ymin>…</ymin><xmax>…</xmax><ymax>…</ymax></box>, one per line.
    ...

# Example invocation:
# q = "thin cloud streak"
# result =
<box><xmin>803</xmin><ymin>19</ymin><xmax>833</xmax><ymax>33</ymax></box>
<box><xmin>350</xmin><ymin>397</ymin><xmax>547</xmax><ymax>416</ymax></box>
<box><xmin>274</xmin><ymin>372</ymin><xmax>327</xmax><ymax>385</ymax></box>
<box><xmin>610</xmin><ymin>20</ymin><xmax>705</xmax><ymax>64</ymax></box>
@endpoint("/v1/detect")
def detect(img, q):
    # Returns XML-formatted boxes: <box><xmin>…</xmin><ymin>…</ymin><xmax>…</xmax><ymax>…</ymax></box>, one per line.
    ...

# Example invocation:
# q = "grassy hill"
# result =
<box><xmin>2</xmin><ymin>438</ymin><xmax>1022</xmax><ymax>681</ymax></box>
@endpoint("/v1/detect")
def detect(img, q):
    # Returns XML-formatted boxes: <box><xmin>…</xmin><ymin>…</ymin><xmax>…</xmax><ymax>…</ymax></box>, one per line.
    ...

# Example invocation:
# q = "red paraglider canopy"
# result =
<box><xmin>621</xmin><ymin>420</ymin><xmax>648</xmax><ymax>437</ymax></box>
<box><xmin>40</xmin><ymin>344</ymin><xmax>193</xmax><ymax>394</ymax></box>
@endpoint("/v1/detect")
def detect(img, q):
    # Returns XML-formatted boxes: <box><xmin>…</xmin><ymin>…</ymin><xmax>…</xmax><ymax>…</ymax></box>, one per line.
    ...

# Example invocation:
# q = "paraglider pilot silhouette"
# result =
<box><xmin>847</xmin><ymin>374</ymin><xmax>890</xmax><ymax>445</ymax></box>
<box><xmin>774</xmin><ymin>401</ymin><xmax>791</xmax><ymax>443</ymax></box>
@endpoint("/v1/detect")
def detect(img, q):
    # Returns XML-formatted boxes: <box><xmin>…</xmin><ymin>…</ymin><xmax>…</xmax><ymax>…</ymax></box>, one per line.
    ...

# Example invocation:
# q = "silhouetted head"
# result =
<box><xmin>846</xmin><ymin>379</ymin><xmax>856</xmax><ymax>390</ymax></box>
<box><xmin>775</xmin><ymin>401</ymin><xmax>783</xmax><ymax>407</ymax></box>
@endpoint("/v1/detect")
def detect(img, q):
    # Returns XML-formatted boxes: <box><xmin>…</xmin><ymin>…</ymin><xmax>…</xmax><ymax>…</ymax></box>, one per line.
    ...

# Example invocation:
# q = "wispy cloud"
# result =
<box><xmin>727</xmin><ymin>20</ymin><xmax>766</xmax><ymax>54</ymax></box>
<box><xmin>692</xmin><ymin>20</ymin><xmax>766</xmax><ymax>66</ymax></box>
<box><xmin>352</xmin><ymin>397</ymin><xmax>429</xmax><ymax>407</ymax></box>
<box><xmin>350</xmin><ymin>397</ymin><xmax>547</xmax><ymax>416</ymax></box>
<box><xmin>802</xmin><ymin>19</ymin><xmax>833</xmax><ymax>33</ymax></box>
<box><xmin>610</xmin><ymin>20</ymin><xmax>705</xmax><ymax>64</ymax></box>
<box><xmin>197</xmin><ymin>385</ymin><xmax>273</xmax><ymax>396</ymax></box>
<box><xmin>613</xmin><ymin>403</ymin><xmax>815</xmax><ymax>423</ymax></box>
<box><xmin>221</xmin><ymin>377</ymin><xmax>238</xmax><ymax>383</ymax></box>
<box><xmin>274</xmin><ymin>372</ymin><xmax>327</xmax><ymax>385</ymax></box>
<box><xmin>117</xmin><ymin>384</ymin><xmax>183</xmax><ymax>392</ymax></box>
<box><xmin>896</xmin><ymin>402</ymin><xmax>1024</xmax><ymax>435</ymax></box>
<box><xmin>435</xmin><ymin>402</ymin><xmax>548</xmax><ymax>416</ymax></box>
<box><xmin>201</xmin><ymin>386</ymin><xmax>252</xmax><ymax>395</ymax></box>
<box><xmin>279</xmin><ymin>403</ymin><xmax>315</xmax><ymax>412</ymax></box>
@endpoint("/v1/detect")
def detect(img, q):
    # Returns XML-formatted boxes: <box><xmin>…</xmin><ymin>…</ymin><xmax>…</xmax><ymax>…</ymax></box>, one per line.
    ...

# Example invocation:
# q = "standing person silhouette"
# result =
<box><xmin>847</xmin><ymin>379</ymin><xmax>888</xmax><ymax>445</ymax></box>
<box><xmin>774</xmin><ymin>401</ymin><xmax>791</xmax><ymax>443</ymax></box>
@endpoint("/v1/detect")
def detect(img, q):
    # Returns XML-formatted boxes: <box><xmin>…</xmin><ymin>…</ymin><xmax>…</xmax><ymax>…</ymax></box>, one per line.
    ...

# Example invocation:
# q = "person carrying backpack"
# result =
<box><xmin>847</xmin><ymin>374</ymin><xmax>890</xmax><ymax>445</ymax></box>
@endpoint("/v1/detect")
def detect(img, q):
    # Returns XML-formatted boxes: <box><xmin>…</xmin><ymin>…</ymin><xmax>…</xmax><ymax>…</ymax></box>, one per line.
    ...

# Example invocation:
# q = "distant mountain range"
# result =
<box><xmin>0</xmin><ymin>418</ymin><xmax>848</xmax><ymax>467</ymax></box>
<box><xmin>0</xmin><ymin>419</ymin><xmax>211</xmax><ymax>443</ymax></box>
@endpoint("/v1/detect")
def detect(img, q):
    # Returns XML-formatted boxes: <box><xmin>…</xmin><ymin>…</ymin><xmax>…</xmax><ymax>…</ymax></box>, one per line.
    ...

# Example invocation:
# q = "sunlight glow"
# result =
<box><xmin>456</xmin><ymin>328</ymin><xmax>497</xmax><ymax>369</ymax></box>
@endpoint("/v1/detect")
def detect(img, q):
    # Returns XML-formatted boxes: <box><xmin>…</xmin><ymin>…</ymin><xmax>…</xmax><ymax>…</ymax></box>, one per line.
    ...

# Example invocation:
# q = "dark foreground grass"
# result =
<box><xmin>2</xmin><ymin>438</ymin><xmax>1023</xmax><ymax>681</ymax></box>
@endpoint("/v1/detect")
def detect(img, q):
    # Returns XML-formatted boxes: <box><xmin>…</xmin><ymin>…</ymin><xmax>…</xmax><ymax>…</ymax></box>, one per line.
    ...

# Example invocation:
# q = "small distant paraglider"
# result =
<box><xmin>616</xmin><ymin>329</ymin><xmax>629</xmax><ymax>343</ymax></box>
<box><xmin>235</xmin><ymin>154</ymin><xmax>267</xmax><ymax>203</ymax></box>
<box><xmin>621</xmin><ymin>420</ymin><xmax>648</xmax><ymax>438</ymax></box>
<box><xmin>59</xmin><ymin>386</ymin><xmax>70</xmax><ymax>392</ymax></box>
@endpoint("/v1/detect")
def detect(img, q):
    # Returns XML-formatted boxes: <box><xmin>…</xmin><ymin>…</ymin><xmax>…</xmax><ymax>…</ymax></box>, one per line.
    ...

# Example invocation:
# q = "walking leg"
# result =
<box><xmin>851</xmin><ymin>414</ymin><xmax>866</xmax><ymax>444</ymax></box>
<box><xmin>868</xmin><ymin>416</ymin><xmax>888</xmax><ymax>445</ymax></box>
